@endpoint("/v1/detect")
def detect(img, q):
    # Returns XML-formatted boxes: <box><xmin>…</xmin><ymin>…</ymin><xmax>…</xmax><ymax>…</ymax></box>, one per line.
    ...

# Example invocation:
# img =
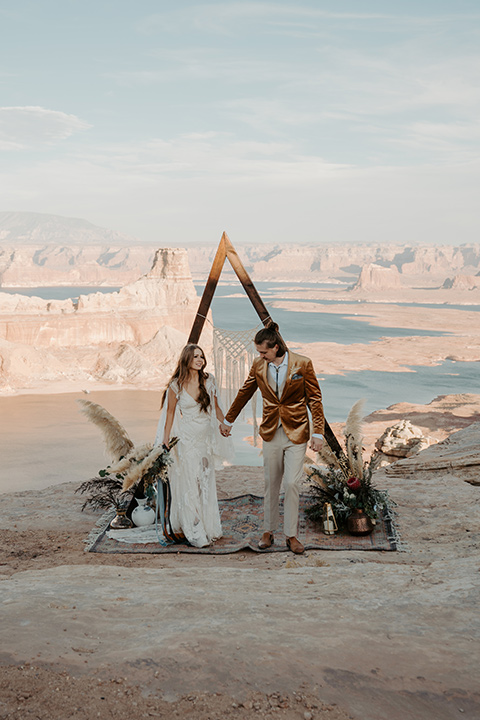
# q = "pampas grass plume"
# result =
<box><xmin>316</xmin><ymin>442</ymin><xmax>341</xmax><ymax>470</ymax></box>
<box><xmin>344</xmin><ymin>398</ymin><xmax>365</xmax><ymax>478</ymax></box>
<box><xmin>122</xmin><ymin>445</ymin><xmax>166</xmax><ymax>491</ymax></box>
<box><xmin>77</xmin><ymin>399</ymin><xmax>134</xmax><ymax>463</ymax></box>
<box><xmin>108</xmin><ymin>443</ymin><xmax>153</xmax><ymax>475</ymax></box>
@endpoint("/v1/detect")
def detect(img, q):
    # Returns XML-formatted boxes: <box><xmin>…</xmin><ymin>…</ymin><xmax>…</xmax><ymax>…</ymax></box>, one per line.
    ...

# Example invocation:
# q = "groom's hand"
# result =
<box><xmin>219</xmin><ymin>422</ymin><xmax>231</xmax><ymax>437</ymax></box>
<box><xmin>310</xmin><ymin>436</ymin><xmax>323</xmax><ymax>453</ymax></box>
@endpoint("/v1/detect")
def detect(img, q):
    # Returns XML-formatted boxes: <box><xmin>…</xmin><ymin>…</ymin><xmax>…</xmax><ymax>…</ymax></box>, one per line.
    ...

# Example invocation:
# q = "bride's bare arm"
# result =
<box><xmin>163</xmin><ymin>387</ymin><xmax>178</xmax><ymax>448</ymax></box>
<box><xmin>214</xmin><ymin>395</ymin><xmax>225</xmax><ymax>423</ymax></box>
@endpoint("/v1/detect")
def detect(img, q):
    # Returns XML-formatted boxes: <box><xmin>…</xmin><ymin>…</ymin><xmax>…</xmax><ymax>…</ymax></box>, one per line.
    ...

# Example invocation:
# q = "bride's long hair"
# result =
<box><xmin>162</xmin><ymin>344</ymin><xmax>211</xmax><ymax>413</ymax></box>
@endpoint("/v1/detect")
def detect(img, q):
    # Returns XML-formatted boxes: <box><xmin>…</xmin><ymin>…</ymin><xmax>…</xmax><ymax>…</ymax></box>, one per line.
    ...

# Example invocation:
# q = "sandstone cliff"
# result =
<box><xmin>3</xmin><ymin>242</ymin><xmax>479</xmax><ymax>288</ymax></box>
<box><xmin>0</xmin><ymin>245</ymin><xmax>155</xmax><ymax>287</ymax></box>
<box><xmin>442</xmin><ymin>274</ymin><xmax>480</xmax><ymax>291</ymax></box>
<box><xmin>1</xmin><ymin>213</ymin><xmax>480</xmax><ymax>288</ymax></box>
<box><xmin>351</xmin><ymin>263</ymin><xmax>402</xmax><ymax>292</ymax></box>
<box><xmin>0</xmin><ymin>249</ymin><xmax>201</xmax><ymax>392</ymax></box>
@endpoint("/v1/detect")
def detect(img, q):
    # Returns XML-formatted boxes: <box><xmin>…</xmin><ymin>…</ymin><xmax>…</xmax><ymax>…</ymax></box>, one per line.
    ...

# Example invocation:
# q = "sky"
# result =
<box><xmin>0</xmin><ymin>0</ymin><xmax>479</xmax><ymax>245</ymax></box>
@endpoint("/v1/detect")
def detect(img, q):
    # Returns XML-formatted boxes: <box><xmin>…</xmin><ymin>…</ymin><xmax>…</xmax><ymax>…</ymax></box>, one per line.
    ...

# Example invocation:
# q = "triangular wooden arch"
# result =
<box><xmin>188</xmin><ymin>232</ymin><xmax>349</xmax><ymax>474</ymax></box>
<box><xmin>188</xmin><ymin>231</ymin><xmax>272</xmax><ymax>344</ymax></box>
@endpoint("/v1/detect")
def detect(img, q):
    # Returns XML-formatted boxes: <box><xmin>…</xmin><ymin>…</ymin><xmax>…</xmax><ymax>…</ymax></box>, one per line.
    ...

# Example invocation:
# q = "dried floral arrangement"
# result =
<box><xmin>75</xmin><ymin>399</ymin><xmax>178</xmax><ymax>511</ymax></box>
<box><xmin>305</xmin><ymin>399</ymin><xmax>390</xmax><ymax>529</ymax></box>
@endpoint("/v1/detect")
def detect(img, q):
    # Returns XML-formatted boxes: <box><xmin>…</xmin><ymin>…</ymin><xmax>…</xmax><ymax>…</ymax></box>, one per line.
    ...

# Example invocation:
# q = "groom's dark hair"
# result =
<box><xmin>254</xmin><ymin>322</ymin><xmax>287</xmax><ymax>357</ymax></box>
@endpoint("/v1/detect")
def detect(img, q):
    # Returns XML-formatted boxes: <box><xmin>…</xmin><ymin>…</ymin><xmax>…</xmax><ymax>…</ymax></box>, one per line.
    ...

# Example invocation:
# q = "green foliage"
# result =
<box><xmin>75</xmin><ymin>438</ymin><xmax>179</xmax><ymax>512</ymax></box>
<box><xmin>306</xmin><ymin>459</ymin><xmax>389</xmax><ymax>530</ymax></box>
<box><xmin>75</xmin><ymin>475</ymin><xmax>131</xmax><ymax>512</ymax></box>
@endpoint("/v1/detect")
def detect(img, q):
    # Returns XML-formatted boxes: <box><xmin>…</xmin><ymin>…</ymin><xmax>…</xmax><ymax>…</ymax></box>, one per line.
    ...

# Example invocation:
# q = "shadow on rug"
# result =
<box><xmin>86</xmin><ymin>494</ymin><xmax>399</xmax><ymax>554</ymax></box>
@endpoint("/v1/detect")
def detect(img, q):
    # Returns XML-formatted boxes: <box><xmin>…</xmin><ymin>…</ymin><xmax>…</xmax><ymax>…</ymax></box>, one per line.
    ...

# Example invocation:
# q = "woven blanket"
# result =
<box><xmin>86</xmin><ymin>494</ymin><xmax>399</xmax><ymax>553</ymax></box>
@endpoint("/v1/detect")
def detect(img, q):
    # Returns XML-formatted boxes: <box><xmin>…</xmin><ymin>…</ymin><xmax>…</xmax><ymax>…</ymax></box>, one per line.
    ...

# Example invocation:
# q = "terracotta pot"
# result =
<box><xmin>347</xmin><ymin>508</ymin><xmax>374</xmax><ymax>536</ymax></box>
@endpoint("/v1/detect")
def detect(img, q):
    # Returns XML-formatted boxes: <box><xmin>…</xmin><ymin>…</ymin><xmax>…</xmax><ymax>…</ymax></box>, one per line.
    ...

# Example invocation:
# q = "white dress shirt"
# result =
<box><xmin>268</xmin><ymin>352</ymin><xmax>289</xmax><ymax>396</ymax></box>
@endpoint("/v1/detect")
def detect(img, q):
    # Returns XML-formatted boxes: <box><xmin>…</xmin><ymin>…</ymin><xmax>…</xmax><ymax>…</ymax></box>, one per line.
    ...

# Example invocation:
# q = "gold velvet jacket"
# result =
<box><xmin>225</xmin><ymin>351</ymin><xmax>325</xmax><ymax>444</ymax></box>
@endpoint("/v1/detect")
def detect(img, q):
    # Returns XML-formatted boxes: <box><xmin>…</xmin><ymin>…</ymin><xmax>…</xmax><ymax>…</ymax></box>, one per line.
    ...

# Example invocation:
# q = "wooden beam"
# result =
<box><xmin>224</xmin><ymin>234</ymin><xmax>272</xmax><ymax>327</ymax></box>
<box><xmin>188</xmin><ymin>234</ymin><xmax>227</xmax><ymax>344</ymax></box>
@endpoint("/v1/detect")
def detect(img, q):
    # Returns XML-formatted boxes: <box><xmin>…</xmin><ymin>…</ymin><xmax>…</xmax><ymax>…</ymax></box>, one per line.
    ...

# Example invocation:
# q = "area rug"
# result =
<box><xmin>86</xmin><ymin>494</ymin><xmax>399</xmax><ymax>554</ymax></box>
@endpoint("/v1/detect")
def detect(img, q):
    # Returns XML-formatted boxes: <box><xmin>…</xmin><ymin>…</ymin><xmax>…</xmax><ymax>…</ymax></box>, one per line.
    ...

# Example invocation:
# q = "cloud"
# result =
<box><xmin>107</xmin><ymin>48</ymin><xmax>297</xmax><ymax>87</ymax></box>
<box><xmin>71</xmin><ymin>132</ymin><xmax>350</xmax><ymax>184</ymax></box>
<box><xmin>0</xmin><ymin>106</ymin><xmax>91</xmax><ymax>150</ymax></box>
<box><xmin>137</xmin><ymin>3</ymin><xmax>468</xmax><ymax>36</ymax></box>
<box><xmin>1</xmin><ymin>128</ymin><xmax>479</xmax><ymax>246</ymax></box>
<box><xmin>108</xmin><ymin>6</ymin><xmax>480</xmax><ymax>171</ymax></box>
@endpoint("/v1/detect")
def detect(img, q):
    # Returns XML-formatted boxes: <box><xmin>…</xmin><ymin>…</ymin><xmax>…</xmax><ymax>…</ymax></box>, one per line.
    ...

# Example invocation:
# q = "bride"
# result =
<box><xmin>155</xmin><ymin>344</ymin><xmax>233</xmax><ymax>547</ymax></box>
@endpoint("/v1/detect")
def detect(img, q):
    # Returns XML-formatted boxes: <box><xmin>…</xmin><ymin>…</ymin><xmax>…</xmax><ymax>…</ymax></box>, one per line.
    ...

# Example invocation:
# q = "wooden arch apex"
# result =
<box><xmin>188</xmin><ymin>231</ymin><xmax>272</xmax><ymax>345</ymax></box>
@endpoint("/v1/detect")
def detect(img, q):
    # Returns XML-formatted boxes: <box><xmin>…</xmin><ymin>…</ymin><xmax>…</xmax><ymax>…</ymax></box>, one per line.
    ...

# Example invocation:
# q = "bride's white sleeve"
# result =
<box><xmin>207</xmin><ymin>374</ymin><xmax>235</xmax><ymax>466</ymax></box>
<box><xmin>154</xmin><ymin>381</ymin><xmax>180</xmax><ymax>447</ymax></box>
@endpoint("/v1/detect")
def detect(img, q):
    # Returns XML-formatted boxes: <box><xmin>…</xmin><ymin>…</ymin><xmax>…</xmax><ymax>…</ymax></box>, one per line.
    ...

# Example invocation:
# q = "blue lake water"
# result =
<box><xmin>1</xmin><ymin>286</ymin><xmax>121</xmax><ymax>301</ymax></box>
<box><xmin>320</xmin><ymin>361</ymin><xmax>479</xmax><ymax>421</ymax></box>
<box><xmin>198</xmin><ymin>284</ymin><xmax>447</xmax><ymax>344</ymax></box>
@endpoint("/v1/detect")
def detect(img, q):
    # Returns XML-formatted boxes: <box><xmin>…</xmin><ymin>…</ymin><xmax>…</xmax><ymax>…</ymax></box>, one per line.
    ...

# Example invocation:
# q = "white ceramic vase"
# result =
<box><xmin>131</xmin><ymin>498</ymin><xmax>155</xmax><ymax>527</ymax></box>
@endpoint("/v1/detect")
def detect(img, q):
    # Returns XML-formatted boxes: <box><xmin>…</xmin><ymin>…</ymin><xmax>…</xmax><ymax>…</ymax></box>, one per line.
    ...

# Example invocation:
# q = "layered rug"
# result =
<box><xmin>86</xmin><ymin>494</ymin><xmax>400</xmax><ymax>554</ymax></box>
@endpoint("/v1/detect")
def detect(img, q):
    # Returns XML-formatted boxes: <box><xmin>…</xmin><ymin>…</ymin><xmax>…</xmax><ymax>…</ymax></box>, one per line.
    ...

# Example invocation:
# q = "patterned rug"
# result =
<box><xmin>86</xmin><ymin>494</ymin><xmax>399</xmax><ymax>554</ymax></box>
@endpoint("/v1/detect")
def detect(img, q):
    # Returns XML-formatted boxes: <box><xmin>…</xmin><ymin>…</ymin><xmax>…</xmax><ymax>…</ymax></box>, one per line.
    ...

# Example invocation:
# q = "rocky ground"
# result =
<box><xmin>1</xmin><ymin>409</ymin><xmax>480</xmax><ymax>720</ymax></box>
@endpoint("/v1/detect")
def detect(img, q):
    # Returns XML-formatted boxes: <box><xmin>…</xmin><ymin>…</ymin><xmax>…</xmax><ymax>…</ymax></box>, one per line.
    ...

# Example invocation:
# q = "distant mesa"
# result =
<box><xmin>442</xmin><ymin>274</ymin><xmax>480</xmax><ymax>291</ymax></box>
<box><xmin>351</xmin><ymin>263</ymin><xmax>402</xmax><ymax>292</ymax></box>
<box><xmin>1</xmin><ymin>211</ymin><xmax>480</xmax><ymax>287</ymax></box>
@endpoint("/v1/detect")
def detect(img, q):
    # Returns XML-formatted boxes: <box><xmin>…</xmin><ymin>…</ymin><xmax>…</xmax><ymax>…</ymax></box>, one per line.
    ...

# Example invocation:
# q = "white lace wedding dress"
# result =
<box><xmin>154</xmin><ymin>375</ymin><xmax>233</xmax><ymax>548</ymax></box>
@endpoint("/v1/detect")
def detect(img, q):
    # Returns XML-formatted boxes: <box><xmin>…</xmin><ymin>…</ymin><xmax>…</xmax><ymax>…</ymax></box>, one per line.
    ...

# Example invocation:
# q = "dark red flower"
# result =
<box><xmin>347</xmin><ymin>476</ymin><xmax>361</xmax><ymax>492</ymax></box>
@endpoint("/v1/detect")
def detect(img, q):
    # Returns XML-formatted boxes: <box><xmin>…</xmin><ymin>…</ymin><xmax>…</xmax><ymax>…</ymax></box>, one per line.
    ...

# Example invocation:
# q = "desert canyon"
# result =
<box><xmin>0</xmin><ymin>212</ymin><xmax>479</xmax><ymax>720</ymax></box>
<box><xmin>0</xmin><ymin>211</ymin><xmax>479</xmax><ymax>394</ymax></box>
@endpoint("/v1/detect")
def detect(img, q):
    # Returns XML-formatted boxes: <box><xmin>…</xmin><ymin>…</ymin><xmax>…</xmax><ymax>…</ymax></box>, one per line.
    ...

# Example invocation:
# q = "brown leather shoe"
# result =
<box><xmin>286</xmin><ymin>536</ymin><xmax>305</xmax><ymax>554</ymax></box>
<box><xmin>258</xmin><ymin>532</ymin><xmax>274</xmax><ymax>550</ymax></box>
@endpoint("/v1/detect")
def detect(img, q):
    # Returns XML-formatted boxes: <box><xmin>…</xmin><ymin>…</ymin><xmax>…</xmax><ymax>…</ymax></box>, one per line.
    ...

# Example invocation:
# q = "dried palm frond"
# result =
<box><xmin>344</xmin><ymin>398</ymin><xmax>365</xmax><ymax>478</ymax></box>
<box><xmin>108</xmin><ymin>443</ymin><xmax>153</xmax><ymax>475</ymax></box>
<box><xmin>77</xmin><ymin>399</ymin><xmax>134</xmax><ymax>462</ymax></box>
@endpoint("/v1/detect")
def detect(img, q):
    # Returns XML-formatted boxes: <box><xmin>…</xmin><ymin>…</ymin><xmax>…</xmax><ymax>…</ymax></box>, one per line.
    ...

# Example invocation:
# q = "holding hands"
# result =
<box><xmin>219</xmin><ymin>422</ymin><xmax>231</xmax><ymax>437</ymax></box>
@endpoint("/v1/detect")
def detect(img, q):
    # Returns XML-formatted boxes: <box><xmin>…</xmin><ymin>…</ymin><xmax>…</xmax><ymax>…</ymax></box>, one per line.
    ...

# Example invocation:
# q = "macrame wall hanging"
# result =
<box><xmin>213</xmin><ymin>325</ymin><xmax>260</xmax><ymax>446</ymax></box>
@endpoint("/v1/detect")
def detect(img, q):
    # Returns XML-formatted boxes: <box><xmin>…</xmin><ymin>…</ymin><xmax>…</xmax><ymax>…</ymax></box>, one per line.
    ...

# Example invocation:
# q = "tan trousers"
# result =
<box><xmin>262</xmin><ymin>425</ymin><xmax>307</xmax><ymax>538</ymax></box>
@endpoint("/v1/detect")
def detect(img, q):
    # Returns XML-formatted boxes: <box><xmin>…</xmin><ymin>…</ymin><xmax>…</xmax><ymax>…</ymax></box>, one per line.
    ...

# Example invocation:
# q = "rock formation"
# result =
<box><xmin>0</xmin><ymin>245</ymin><xmax>154</xmax><ymax>288</ymax></box>
<box><xmin>0</xmin><ymin>249</ymin><xmax>201</xmax><ymax>392</ymax></box>
<box><xmin>373</xmin><ymin>419</ymin><xmax>434</xmax><ymax>466</ymax></box>
<box><xmin>442</xmin><ymin>274</ymin><xmax>480</xmax><ymax>291</ymax></box>
<box><xmin>1</xmin><ymin>214</ymin><xmax>480</xmax><ymax>287</ymax></box>
<box><xmin>351</xmin><ymin>263</ymin><xmax>402</xmax><ymax>292</ymax></box>
<box><xmin>385</xmin><ymin>422</ymin><xmax>480</xmax><ymax>486</ymax></box>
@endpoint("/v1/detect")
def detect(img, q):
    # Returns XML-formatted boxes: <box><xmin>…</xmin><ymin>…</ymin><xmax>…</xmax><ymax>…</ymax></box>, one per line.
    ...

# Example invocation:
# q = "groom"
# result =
<box><xmin>220</xmin><ymin>323</ymin><xmax>324</xmax><ymax>554</ymax></box>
